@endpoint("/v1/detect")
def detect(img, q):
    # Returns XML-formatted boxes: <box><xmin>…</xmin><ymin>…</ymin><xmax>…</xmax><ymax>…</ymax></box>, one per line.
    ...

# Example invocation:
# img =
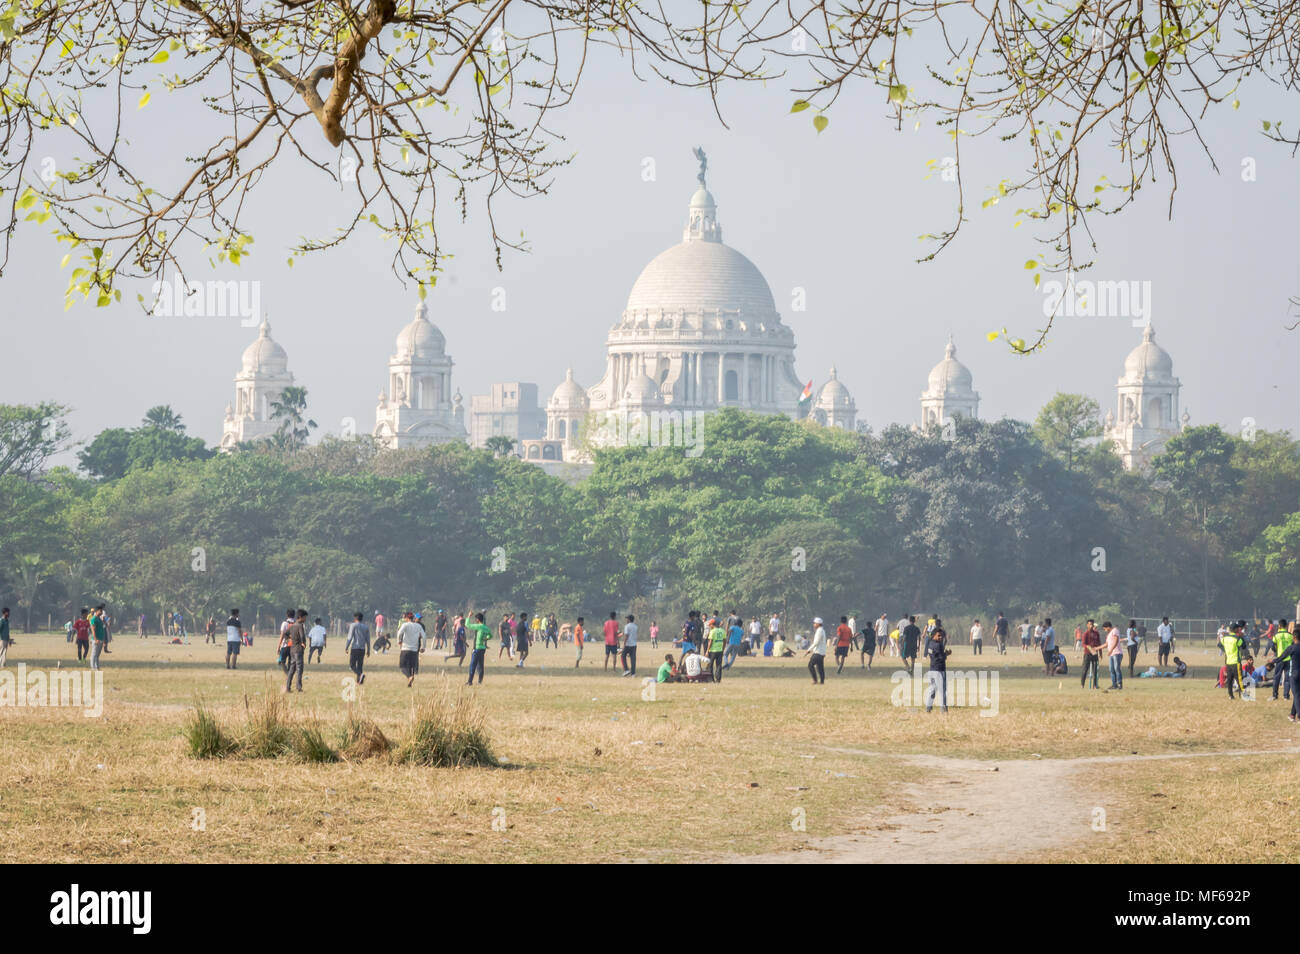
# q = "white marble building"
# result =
<box><xmin>220</xmin><ymin>318</ymin><xmax>295</xmax><ymax>450</ymax></box>
<box><xmin>373</xmin><ymin>300</ymin><xmax>468</xmax><ymax>449</ymax></box>
<box><xmin>1104</xmin><ymin>324</ymin><xmax>1185</xmax><ymax>470</ymax></box>
<box><xmin>919</xmin><ymin>336</ymin><xmax>980</xmax><ymax>428</ymax></box>
<box><xmin>812</xmin><ymin>366</ymin><xmax>857</xmax><ymax>430</ymax></box>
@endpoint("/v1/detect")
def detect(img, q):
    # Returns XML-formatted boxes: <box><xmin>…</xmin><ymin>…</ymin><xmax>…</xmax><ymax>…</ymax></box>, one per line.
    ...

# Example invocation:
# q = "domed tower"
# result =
<box><xmin>545</xmin><ymin>368</ymin><xmax>589</xmax><ymax>452</ymax></box>
<box><xmin>1104</xmin><ymin>323</ymin><xmax>1182</xmax><ymax>470</ymax></box>
<box><xmin>813</xmin><ymin>366</ymin><xmax>857</xmax><ymax>430</ymax></box>
<box><xmin>920</xmin><ymin>336</ymin><xmax>979</xmax><ymax>428</ymax></box>
<box><xmin>585</xmin><ymin>149</ymin><xmax>805</xmax><ymax>423</ymax></box>
<box><xmin>374</xmin><ymin>300</ymin><xmax>468</xmax><ymax>449</ymax></box>
<box><xmin>220</xmin><ymin>317</ymin><xmax>295</xmax><ymax>450</ymax></box>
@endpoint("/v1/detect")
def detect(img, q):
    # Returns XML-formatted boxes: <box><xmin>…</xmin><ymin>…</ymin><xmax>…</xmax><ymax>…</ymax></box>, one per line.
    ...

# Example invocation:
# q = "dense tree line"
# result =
<box><xmin>0</xmin><ymin>400</ymin><xmax>1297</xmax><ymax>633</ymax></box>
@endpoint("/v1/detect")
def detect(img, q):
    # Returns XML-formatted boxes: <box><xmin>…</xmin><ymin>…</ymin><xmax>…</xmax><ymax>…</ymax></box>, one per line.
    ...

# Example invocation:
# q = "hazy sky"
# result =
<box><xmin>3</xmin><ymin>38</ymin><xmax>1297</xmax><ymax>462</ymax></box>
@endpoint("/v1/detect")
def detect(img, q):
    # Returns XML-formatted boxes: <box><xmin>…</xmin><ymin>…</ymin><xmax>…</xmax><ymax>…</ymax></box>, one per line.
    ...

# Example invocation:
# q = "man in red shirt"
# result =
<box><xmin>73</xmin><ymin>609</ymin><xmax>91</xmax><ymax>662</ymax></box>
<box><xmin>834</xmin><ymin>616</ymin><xmax>854</xmax><ymax>673</ymax></box>
<box><xmin>603</xmin><ymin>612</ymin><xmax>620</xmax><ymax>672</ymax></box>
<box><xmin>1080</xmin><ymin>619</ymin><xmax>1103</xmax><ymax>689</ymax></box>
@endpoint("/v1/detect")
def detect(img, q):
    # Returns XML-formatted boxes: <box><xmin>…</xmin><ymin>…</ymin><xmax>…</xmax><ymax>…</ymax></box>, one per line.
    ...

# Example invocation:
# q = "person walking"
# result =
<box><xmin>875</xmin><ymin>613</ymin><xmax>889</xmax><ymax>657</ymax></box>
<box><xmin>277</xmin><ymin>609</ymin><xmax>295</xmax><ymax>671</ymax></box>
<box><xmin>1124</xmin><ymin>619</ymin><xmax>1140</xmax><ymax>677</ymax></box>
<box><xmin>498</xmin><ymin>613</ymin><xmax>516</xmax><ymax>662</ymax></box>
<box><xmin>1272</xmin><ymin>621</ymin><xmax>1293</xmax><ymax>702</ymax></box>
<box><xmin>284</xmin><ymin>610</ymin><xmax>308</xmax><ymax>693</ymax></box>
<box><xmin>1104</xmin><ymin>622</ymin><xmax>1124</xmax><ymax>690</ymax></box>
<box><xmin>307</xmin><ymin>617</ymin><xmax>327</xmax><ymax>664</ymax></box>
<box><xmin>859</xmin><ymin>621</ymin><xmax>876</xmax><ymax>669</ymax></box>
<box><xmin>834</xmin><ymin>616</ymin><xmax>853</xmax><ymax>673</ymax></box>
<box><xmin>573</xmin><ymin>617</ymin><xmax>586</xmax><ymax>669</ymax></box>
<box><xmin>466</xmin><ymin>612</ymin><xmax>492</xmax><ymax>685</ymax></box>
<box><xmin>994</xmin><ymin>612</ymin><xmax>1009</xmax><ymax>655</ymax></box>
<box><xmin>224</xmin><ymin>608</ymin><xmax>243</xmax><ymax>669</ymax></box>
<box><xmin>1080</xmin><ymin>619</ymin><xmax>1102</xmax><ymax>689</ymax></box>
<box><xmin>396</xmin><ymin>611</ymin><xmax>423</xmax><ymax>687</ymax></box>
<box><xmin>901</xmin><ymin>615</ymin><xmax>921</xmax><ymax>675</ymax></box>
<box><xmin>621</xmin><ymin>614</ymin><xmax>639</xmax><ymax>676</ymax></box>
<box><xmin>706</xmin><ymin>616</ymin><xmax>727</xmax><ymax>682</ymax></box>
<box><xmin>924</xmin><ymin>627</ymin><xmax>951</xmax><ymax>713</ymax></box>
<box><xmin>970</xmin><ymin>618</ymin><xmax>984</xmax><ymax>656</ymax></box>
<box><xmin>515</xmin><ymin>612</ymin><xmax>531</xmax><ymax>668</ymax></box>
<box><xmin>345</xmin><ymin>612</ymin><xmax>370</xmax><ymax>684</ymax></box>
<box><xmin>434</xmin><ymin>610</ymin><xmax>449</xmax><ymax>651</ymax></box>
<box><xmin>805</xmin><ymin>616</ymin><xmax>827</xmax><ymax>685</ymax></box>
<box><xmin>723</xmin><ymin>616</ymin><xmax>743</xmax><ymax>670</ymax></box>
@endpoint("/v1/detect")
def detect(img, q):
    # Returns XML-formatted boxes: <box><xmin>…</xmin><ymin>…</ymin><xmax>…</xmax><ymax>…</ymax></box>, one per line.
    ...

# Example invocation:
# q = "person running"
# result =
<box><xmin>1019</xmin><ymin>619</ymin><xmax>1031</xmax><ymax>652</ymax></box>
<box><xmin>396</xmin><ymin>611</ymin><xmax>423</xmax><ymax>687</ymax></box>
<box><xmin>603</xmin><ymin>612</ymin><xmax>620</xmax><ymax>672</ymax></box>
<box><xmin>345</xmin><ymin>612</ymin><xmax>370</xmax><ymax>684</ymax></box>
<box><xmin>834</xmin><ymin>616</ymin><xmax>853</xmax><ymax>673</ymax></box>
<box><xmin>621</xmin><ymin>614</ymin><xmax>639</xmax><ymax>676</ymax></box>
<box><xmin>1103</xmin><ymin>622</ymin><xmax>1124</xmax><ymax>690</ymax></box>
<box><xmin>573</xmin><ymin>617</ymin><xmax>586</xmax><ymax>668</ymax></box>
<box><xmin>1157</xmin><ymin>617</ymin><xmax>1174</xmax><ymax>667</ymax></box>
<box><xmin>970</xmin><ymin>618</ymin><xmax>984</xmax><ymax>655</ymax></box>
<box><xmin>901</xmin><ymin>615</ymin><xmax>921</xmax><ymax>675</ymax></box>
<box><xmin>73</xmin><ymin>609</ymin><xmax>91</xmax><ymax>662</ymax></box>
<box><xmin>0</xmin><ymin>607</ymin><xmax>10</xmax><ymax>668</ymax></box>
<box><xmin>723</xmin><ymin>616</ymin><xmax>743</xmax><ymax>670</ymax></box>
<box><xmin>924</xmin><ymin>627</ymin><xmax>951</xmax><ymax>713</ymax></box>
<box><xmin>445</xmin><ymin>614</ymin><xmax>467</xmax><ymax>666</ymax></box>
<box><xmin>1041</xmin><ymin>618</ymin><xmax>1057</xmax><ymax>676</ymax></box>
<box><xmin>224</xmin><ymin>608</ymin><xmax>243</xmax><ymax>669</ymax></box>
<box><xmin>307</xmin><ymin>617</ymin><xmax>327</xmax><ymax>664</ymax></box>
<box><xmin>1221</xmin><ymin>622</ymin><xmax>1246</xmax><ymax>700</ymax></box>
<box><xmin>706</xmin><ymin>616</ymin><xmax>727</xmax><ymax>683</ymax></box>
<box><xmin>89</xmin><ymin>605</ymin><xmax>108</xmax><ymax>671</ymax></box>
<box><xmin>1080</xmin><ymin>619</ymin><xmax>1102</xmax><ymax>689</ymax></box>
<box><xmin>805</xmin><ymin>617</ymin><xmax>827</xmax><ymax>685</ymax></box>
<box><xmin>994</xmin><ymin>612</ymin><xmax>1009</xmax><ymax>655</ymax></box>
<box><xmin>1124</xmin><ymin>619</ymin><xmax>1140</xmax><ymax>677</ymax></box>
<box><xmin>860</xmin><ymin>621</ymin><xmax>876</xmax><ymax>669</ymax></box>
<box><xmin>466</xmin><ymin>612</ymin><xmax>492</xmax><ymax>685</ymax></box>
<box><xmin>284</xmin><ymin>610</ymin><xmax>308</xmax><ymax>693</ymax></box>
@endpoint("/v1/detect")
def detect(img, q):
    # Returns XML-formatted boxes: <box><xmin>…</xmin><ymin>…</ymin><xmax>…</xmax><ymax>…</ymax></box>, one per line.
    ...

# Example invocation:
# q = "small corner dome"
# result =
<box><xmin>395</xmin><ymin>300</ymin><xmax>446</xmax><ymax>358</ymax></box>
<box><xmin>1122</xmin><ymin>324</ymin><xmax>1173</xmax><ymax>381</ymax></box>
<box><xmin>817</xmin><ymin>367</ymin><xmax>854</xmax><ymax>408</ymax></box>
<box><xmin>550</xmin><ymin>368</ymin><xmax>589</xmax><ymax>408</ymax></box>
<box><xmin>623</xmin><ymin>371</ymin><xmax>660</xmax><ymax>403</ymax></box>
<box><xmin>242</xmin><ymin>319</ymin><xmax>288</xmax><ymax>373</ymax></box>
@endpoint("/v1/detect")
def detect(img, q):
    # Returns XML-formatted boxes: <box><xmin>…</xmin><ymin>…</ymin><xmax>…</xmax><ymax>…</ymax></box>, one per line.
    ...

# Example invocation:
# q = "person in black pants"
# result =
<box><xmin>805</xmin><ymin>617</ymin><xmax>827</xmax><ymax>684</ymax></box>
<box><xmin>345</xmin><ymin>611</ymin><xmax>370</xmax><ymax>685</ymax></box>
<box><xmin>925</xmin><ymin>627</ymin><xmax>951</xmax><ymax>713</ymax></box>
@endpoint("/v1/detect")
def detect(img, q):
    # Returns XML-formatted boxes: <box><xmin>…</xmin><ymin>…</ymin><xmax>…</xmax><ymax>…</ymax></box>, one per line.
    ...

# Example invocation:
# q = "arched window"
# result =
<box><xmin>542</xmin><ymin>445</ymin><xmax>556</xmax><ymax>460</ymax></box>
<box><xmin>527</xmin><ymin>445</ymin><xmax>540</xmax><ymax>459</ymax></box>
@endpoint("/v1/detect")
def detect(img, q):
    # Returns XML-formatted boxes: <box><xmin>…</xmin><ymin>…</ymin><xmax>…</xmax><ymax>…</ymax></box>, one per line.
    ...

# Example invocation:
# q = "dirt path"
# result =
<box><xmin>736</xmin><ymin>745</ymin><xmax>1300</xmax><ymax>864</ymax></box>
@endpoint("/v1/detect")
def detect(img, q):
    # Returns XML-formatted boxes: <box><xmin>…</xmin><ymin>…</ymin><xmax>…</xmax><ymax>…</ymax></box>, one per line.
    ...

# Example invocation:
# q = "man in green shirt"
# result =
<box><xmin>90</xmin><ymin>605</ymin><xmax>109</xmax><ymax>672</ymax></box>
<box><xmin>1222</xmin><ymin>622</ymin><xmax>1246</xmax><ymax>700</ymax></box>
<box><xmin>466</xmin><ymin>612</ymin><xmax>493</xmax><ymax>685</ymax></box>
<box><xmin>656</xmin><ymin>654</ymin><xmax>676</xmax><ymax>683</ymax></box>
<box><xmin>707</xmin><ymin>621</ymin><xmax>727</xmax><ymax>683</ymax></box>
<box><xmin>1272</xmin><ymin>620</ymin><xmax>1292</xmax><ymax>701</ymax></box>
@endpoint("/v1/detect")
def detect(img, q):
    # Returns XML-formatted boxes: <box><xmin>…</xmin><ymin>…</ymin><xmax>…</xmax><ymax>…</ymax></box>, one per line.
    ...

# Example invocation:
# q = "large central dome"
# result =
<box><xmin>622</xmin><ymin>184</ymin><xmax>779</xmax><ymax>323</ymax></box>
<box><xmin>625</xmin><ymin>241</ymin><xmax>778</xmax><ymax>318</ymax></box>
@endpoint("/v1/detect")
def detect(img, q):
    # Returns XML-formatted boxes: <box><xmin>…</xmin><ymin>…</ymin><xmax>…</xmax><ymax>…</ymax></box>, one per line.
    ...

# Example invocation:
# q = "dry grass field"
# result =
<box><xmin>0</xmin><ymin>632</ymin><xmax>1295</xmax><ymax>863</ymax></box>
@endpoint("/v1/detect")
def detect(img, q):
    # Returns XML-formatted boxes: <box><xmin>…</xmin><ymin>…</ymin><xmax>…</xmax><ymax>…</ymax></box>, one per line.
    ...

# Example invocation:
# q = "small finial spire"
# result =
<box><xmin>692</xmin><ymin>146</ymin><xmax>708</xmax><ymax>189</ymax></box>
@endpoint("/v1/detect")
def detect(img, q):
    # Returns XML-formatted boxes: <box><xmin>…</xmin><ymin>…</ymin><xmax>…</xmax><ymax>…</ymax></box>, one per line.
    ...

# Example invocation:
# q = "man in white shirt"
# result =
<box><xmin>748</xmin><ymin>617</ymin><xmax>762</xmax><ymax>652</ymax></box>
<box><xmin>1157</xmin><ymin>617</ymin><xmax>1175</xmax><ymax>666</ymax></box>
<box><xmin>307</xmin><ymin>617</ymin><xmax>328</xmax><ymax>664</ymax></box>
<box><xmin>683</xmin><ymin>650</ymin><xmax>705</xmax><ymax>681</ymax></box>
<box><xmin>769</xmin><ymin>614</ymin><xmax>781</xmax><ymax>638</ymax></box>
<box><xmin>396</xmin><ymin>611</ymin><xmax>424</xmax><ymax>687</ymax></box>
<box><xmin>805</xmin><ymin>616</ymin><xmax>827</xmax><ymax>684</ymax></box>
<box><xmin>621</xmin><ymin>615</ymin><xmax>639</xmax><ymax>676</ymax></box>
<box><xmin>224</xmin><ymin>609</ymin><xmax>243</xmax><ymax>670</ymax></box>
<box><xmin>969</xmin><ymin>619</ymin><xmax>984</xmax><ymax>655</ymax></box>
<box><xmin>875</xmin><ymin>615</ymin><xmax>889</xmax><ymax>655</ymax></box>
